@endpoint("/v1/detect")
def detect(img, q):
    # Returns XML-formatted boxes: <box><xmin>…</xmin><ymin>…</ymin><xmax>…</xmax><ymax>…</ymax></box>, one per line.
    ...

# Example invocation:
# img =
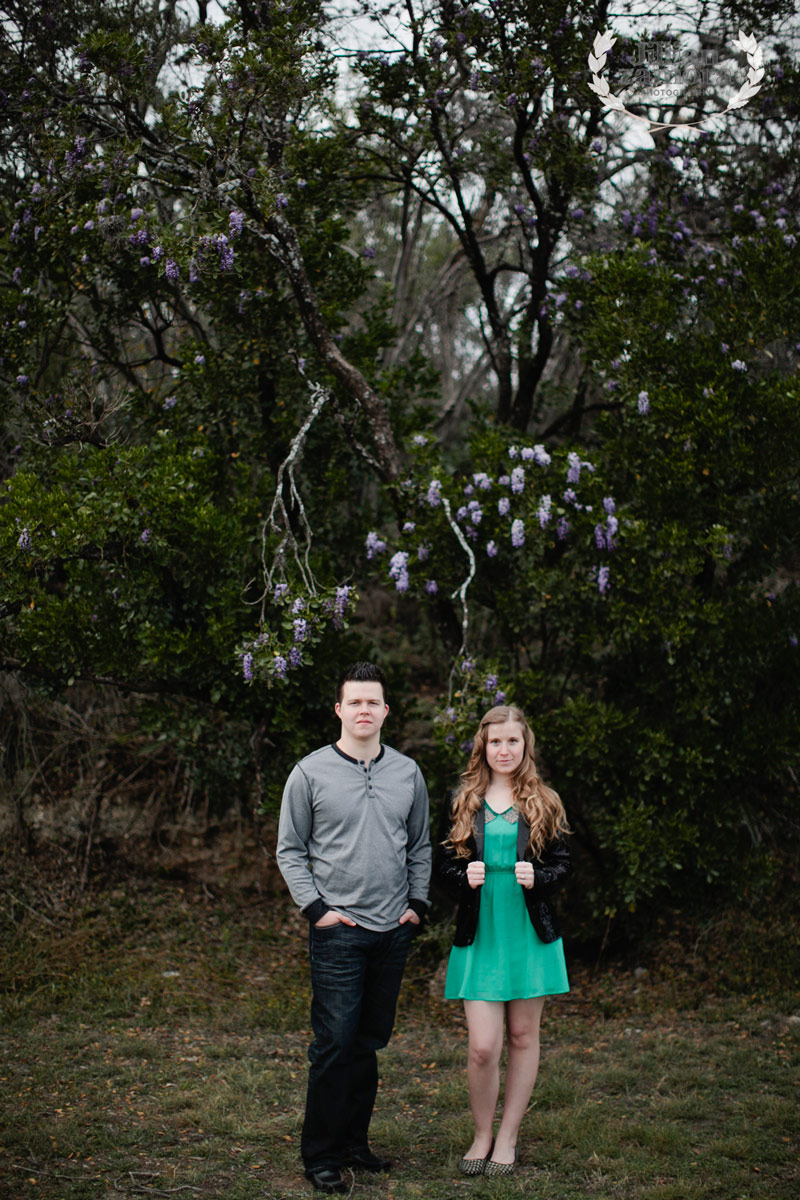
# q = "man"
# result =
<box><xmin>276</xmin><ymin>662</ymin><xmax>431</xmax><ymax>1195</ymax></box>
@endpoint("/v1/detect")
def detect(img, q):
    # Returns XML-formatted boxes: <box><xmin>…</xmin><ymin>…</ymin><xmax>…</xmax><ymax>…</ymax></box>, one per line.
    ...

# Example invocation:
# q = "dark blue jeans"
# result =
<box><xmin>301</xmin><ymin>921</ymin><xmax>415</xmax><ymax>1170</ymax></box>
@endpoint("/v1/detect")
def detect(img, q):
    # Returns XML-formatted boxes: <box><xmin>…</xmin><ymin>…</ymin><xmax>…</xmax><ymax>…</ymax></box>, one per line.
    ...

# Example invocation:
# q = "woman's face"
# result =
<box><xmin>484</xmin><ymin>721</ymin><xmax>526</xmax><ymax>778</ymax></box>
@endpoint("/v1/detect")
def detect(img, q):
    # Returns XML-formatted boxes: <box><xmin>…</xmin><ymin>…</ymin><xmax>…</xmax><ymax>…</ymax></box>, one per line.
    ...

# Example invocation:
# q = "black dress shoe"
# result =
<box><xmin>304</xmin><ymin>1165</ymin><xmax>347</xmax><ymax>1193</ymax></box>
<box><xmin>344</xmin><ymin>1146</ymin><xmax>392</xmax><ymax>1172</ymax></box>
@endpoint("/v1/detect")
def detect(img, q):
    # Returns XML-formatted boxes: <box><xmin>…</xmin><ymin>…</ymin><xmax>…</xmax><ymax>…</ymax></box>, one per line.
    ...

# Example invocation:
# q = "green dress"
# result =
<box><xmin>444</xmin><ymin>803</ymin><xmax>570</xmax><ymax>1001</ymax></box>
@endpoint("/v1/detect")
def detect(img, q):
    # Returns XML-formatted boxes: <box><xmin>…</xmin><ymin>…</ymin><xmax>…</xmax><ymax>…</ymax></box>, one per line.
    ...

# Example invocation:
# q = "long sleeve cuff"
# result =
<box><xmin>302</xmin><ymin>898</ymin><xmax>331</xmax><ymax>925</ymax></box>
<box><xmin>408</xmin><ymin>897</ymin><xmax>429</xmax><ymax>919</ymax></box>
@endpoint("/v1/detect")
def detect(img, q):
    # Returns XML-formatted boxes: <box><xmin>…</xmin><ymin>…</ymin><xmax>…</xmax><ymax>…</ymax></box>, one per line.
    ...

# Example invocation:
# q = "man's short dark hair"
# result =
<box><xmin>336</xmin><ymin>662</ymin><xmax>388</xmax><ymax>704</ymax></box>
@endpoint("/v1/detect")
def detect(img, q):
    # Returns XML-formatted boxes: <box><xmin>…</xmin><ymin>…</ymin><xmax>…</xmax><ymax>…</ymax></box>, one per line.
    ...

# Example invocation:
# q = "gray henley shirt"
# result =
<box><xmin>276</xmin><ymin>743</ymin><xmax>431</xmax><ymax>931</ymax></box>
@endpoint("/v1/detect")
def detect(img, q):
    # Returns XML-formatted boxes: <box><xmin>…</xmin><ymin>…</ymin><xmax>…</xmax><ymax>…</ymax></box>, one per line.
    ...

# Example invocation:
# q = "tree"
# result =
<box><xmin>1</xmin><ymin>0</ymin><xmax>798</xmax><ymax>932</ymax></box>
<box><xmin>1</xmin><ymin>0</ymin><xmax>409</xmax><ymax>816</ymax></box>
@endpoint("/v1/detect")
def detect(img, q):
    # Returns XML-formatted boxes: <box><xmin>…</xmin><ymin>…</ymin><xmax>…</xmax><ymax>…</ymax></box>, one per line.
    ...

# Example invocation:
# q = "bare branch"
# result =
<box><xmin>441</xmin><ymin>495</ymin><xmax>476</xmax><ymax>700</ymax></box>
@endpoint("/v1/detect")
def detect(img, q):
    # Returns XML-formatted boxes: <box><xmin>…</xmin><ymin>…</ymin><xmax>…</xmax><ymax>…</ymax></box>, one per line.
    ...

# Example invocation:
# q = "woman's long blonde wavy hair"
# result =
<box><xmin>445</xmin><ymin>706</ymin><xmax>569</xmax><ymax>859</ymax></box>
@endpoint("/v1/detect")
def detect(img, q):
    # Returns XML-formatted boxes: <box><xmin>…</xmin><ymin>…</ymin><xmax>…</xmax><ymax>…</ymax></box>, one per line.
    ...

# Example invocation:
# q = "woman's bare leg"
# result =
<box><xmin>461</xmin><ymin>999</ymin><xmax>505</xmax><ymax>1159</ymax></box>
<box><xmin>490</xmin><ymin>996</ymin><xmax>546</xmax><ymax>1164</ymax></box>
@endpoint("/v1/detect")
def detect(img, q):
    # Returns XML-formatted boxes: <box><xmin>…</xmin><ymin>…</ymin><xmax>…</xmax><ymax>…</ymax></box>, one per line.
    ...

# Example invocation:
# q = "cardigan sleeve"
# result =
<box><xmin>433</xmin><ymin>789</ymin><xmax>472</xmax><ymax>901</ymax></box>
<box><xmin>531</xmin><ymin>834</ymin><xmax>572</xmax><ymax>898</ymax></box>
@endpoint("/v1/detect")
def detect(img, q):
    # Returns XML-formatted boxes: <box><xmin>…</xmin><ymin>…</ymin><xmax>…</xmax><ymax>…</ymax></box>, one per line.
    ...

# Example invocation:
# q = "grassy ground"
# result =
<box><xmin>1</xmin><ymin>865</ymin><xmax>799</xmax><ymax>1200</ymax></box>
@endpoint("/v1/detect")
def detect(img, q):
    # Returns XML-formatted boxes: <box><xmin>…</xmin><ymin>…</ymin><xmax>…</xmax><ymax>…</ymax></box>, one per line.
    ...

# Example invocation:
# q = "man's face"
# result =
<box><xmin>335</xmin><ymin>680</ymin><xmax>389</xmax><ymax>742</ymax></box>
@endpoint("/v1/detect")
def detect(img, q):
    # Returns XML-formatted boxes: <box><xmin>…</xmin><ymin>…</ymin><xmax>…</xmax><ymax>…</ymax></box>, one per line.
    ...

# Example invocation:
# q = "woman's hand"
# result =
<box><xmin>466</xmin><ymin>861</ymin><xmax>486</xmax><ymax>889</ymax></box>
<box><xmin>515</xmin><ymin>861</ymin><xmax>535</xmax><ymax>890</ymax></box>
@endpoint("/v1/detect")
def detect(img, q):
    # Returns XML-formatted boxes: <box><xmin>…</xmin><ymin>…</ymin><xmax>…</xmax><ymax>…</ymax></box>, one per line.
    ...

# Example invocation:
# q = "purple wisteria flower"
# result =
<box><xmin>412</xmin><ymin>434</ymin><xmax>428</xmax><ymax>446</ymax></box>
<box><xmin>274</xmin><ymin>582</ymin><xmax>289</xmax><ymax>600</ymax></box>
<box><xmin>510</xmin><ymin>467</ymin><xmax>525</xmax><ymax>494</ymax></box>
<box><xmin>289</xmin><ymin>646</ymin><xmax>302</xmax><ymax>667</ymax></box>
<box><xmin>402</xmin><ymin>521</ymin><xmax>416</xmax><ymax>533</ymax></box>
<box><xmin>494</xmin><ymin>690</ymin><xmax>506</xmax><ymax>704</ymax></box>
<box><xmin>511</xmin><ymin>519</ymin><xmax>525</xmax><ymax>548</ymax></box>
<box><xmin>556</xmin><ymin>516</ymin><xmax>569</xmax><ymax>540</ymax></box>
<box><xmin>487</xmin><ymin>540</ymin><xmax>498</xmax><ymax>557</ymax></box>
<box><xmin>498</xmin><ymin>497</ymin><xmax>510</xmax><ymax>516</ymax></box>
<box><xmin>291</xmin><ymin>597</ymin><xmax>304</xmax><ymax>614</ymax></box>
<box><xmin>566</xmin><ymin>452</ymin><xmax>581</xmax><ymax>483</ymax></box>
<box><xmin>389</xmin><ymin>550</ymin><xmax>409</xmax><ymax>592</ymax></box>
<box><xmin>426</xmin><ymin>480</ymin><xmax>442</xmax><ymax>506</ymax></box>
<box><xmin>508</xmin><ymin>445</ymin><xmax>519</xmax><ymax>459</ymax></box>
<box><xmin>486</xmin><ymin>675</ymin><xmax>499</xmax><ymax>692</ymax></box>
<box><xmin>537</xmin><ymin>494</ymin><xmax>552</xmax><ymax>527</ymax></box>
<box><xmin>206</xmin><ymin>233</ymin><xmax>234</xmax><ymax>271</ymax></box>
<box><xmin>606</xmin><ymin>515</ymin><xmax>619</xmax><ymax>546</ymax></box>
<box><xmin>473</xmin><ymin>472</ymin><xmax>492</xmax><ymax>489</ymax></box>
<box><xmin>594</xmin><ymin>524</ymin><xmax>607</xmax><ymax>550</ymax></box>
<box><xmin>165</xmin><ymin>259</ymin><xmax>180</xmax><ymax>283</ymax></box>
<box><xmin>417</xmin><ymin>545</ymin><xmax>430</xmax><ymax>562</ymax></box>
<box><xmin>293</xmin><ymin>617</ymin><xmax>308</xmax><ymax>642</ymax></box>
<box><xmin>731</xmin><ymin>359</ymin><xmax>747</xmax><ymax>372</ymax></box>
<box><xmin>273</xmin><ymin>654</ymin><xmax>288</xmax><ymax>679</ymax></box>
<box><xmin>603</xmin><ymin>497</ymin><xmax>616</xmax><ymax>514</ymax></box>
<box><xmin>597</xmin><ymin>565</ymin><xmax>610</xmax><ymax>594</ymax></box>
<box><xmin>229</xmin><ymin>210</ymin><xmax>244</xmax><ymax>236</ymax></box>
<box><xmin>365</xmin><ymin>530</ymin><xmax>386</xmax><ymax>559</ymax></box>
<box><xmin>17</xmin><ymin>528</ymin><xmax>31</xmax><ymax>550</ymax></box>
<box><xmin>276</xmin><ymin>193</ymin><xmax>289</xmax><ymax>209</ymax></box>
<box><xmin>425</xmin><ymin>579</ymin><xmax>438</xmax><ymax>595</ymax></box>
<box><xmin>141</xmin><ymin>528</ymin><xmax>150</xmax><ymax>543</ymax></box>
<box><xmin>243</xmin><ymin>652</ymin><xmax>254</xmax><ymax>681</ymax></box>
<box><xmin>532</xmin><ymin>444</ymin><xmax>551</xmax><ymax>466</ymax></box>
<box><xmin>333</xmin><ymin>585</ymin><xmax>350</xmax><ymax>629</ymax></box>
<box><xmin>637</xmin><ymin>391</ymin><xmax>650</xmax><ymax>414</ymax></box>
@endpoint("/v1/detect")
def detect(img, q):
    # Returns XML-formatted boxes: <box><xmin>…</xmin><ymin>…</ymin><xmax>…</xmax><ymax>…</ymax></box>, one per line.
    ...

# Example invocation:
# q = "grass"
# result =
<box><xmin>1</xmin><ymin>863</ymin><xmax>799</xmax><ymax>1200</ymax></box>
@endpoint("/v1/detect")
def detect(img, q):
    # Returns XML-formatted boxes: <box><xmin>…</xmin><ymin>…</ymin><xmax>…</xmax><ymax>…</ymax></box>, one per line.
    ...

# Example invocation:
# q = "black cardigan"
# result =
<box><xmin>435</xmin><ymin>798</ymin><xmax>571</xmax><ymax>946</ymax></box>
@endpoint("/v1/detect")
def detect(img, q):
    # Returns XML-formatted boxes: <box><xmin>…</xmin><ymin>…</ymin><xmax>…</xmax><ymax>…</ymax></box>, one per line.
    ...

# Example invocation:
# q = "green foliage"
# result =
<box><xmin>364</xmin><ymin>191</ymin><xmax>800</xmax><ymax>922</ymax></box>
<box><xmin>1</xmin><ymin>2</ymin><xmax>799</xmax><ymax>936</ymax></box>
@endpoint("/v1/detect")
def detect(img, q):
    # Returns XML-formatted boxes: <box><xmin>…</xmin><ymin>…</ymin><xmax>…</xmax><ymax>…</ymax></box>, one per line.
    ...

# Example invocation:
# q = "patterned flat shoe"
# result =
<box><xmin>458</xmin><ymin>1155</ymin><xmax>487</xmax><ymax>1176</ymax></box>
<box><xmin>484</xmin><ymin>1150</ymin><xmax>517</xmax><ymax>1177</ymax></box>
<box><xmin>458</xmin><ymin>1139</ymin><xmax>494</xmax><ymax>1176</ymax></box>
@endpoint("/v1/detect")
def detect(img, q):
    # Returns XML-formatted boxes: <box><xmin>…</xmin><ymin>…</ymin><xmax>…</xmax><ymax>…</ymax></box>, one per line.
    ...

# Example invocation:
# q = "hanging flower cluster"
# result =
<box><xmin>433</xmin><ymin>659</ymin><xmax>514</xmax><ymax>765</ymax></box>
<box><xmin>235</xmin><ymin>583</ymin><xmax>357</xmax><ymax>685</ymax></box>
<box><xmin>365</xmin><ymin>437</ymin><xmax>621</xmax><ymax>603</ymax></box>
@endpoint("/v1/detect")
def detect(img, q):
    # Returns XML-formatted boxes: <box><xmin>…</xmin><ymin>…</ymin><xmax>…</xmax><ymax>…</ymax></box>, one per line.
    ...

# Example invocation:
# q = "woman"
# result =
<box><xmin>437</xmin><ymin>705</ymin><xmax>570</xmax><ymax>1176</ymax></box>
